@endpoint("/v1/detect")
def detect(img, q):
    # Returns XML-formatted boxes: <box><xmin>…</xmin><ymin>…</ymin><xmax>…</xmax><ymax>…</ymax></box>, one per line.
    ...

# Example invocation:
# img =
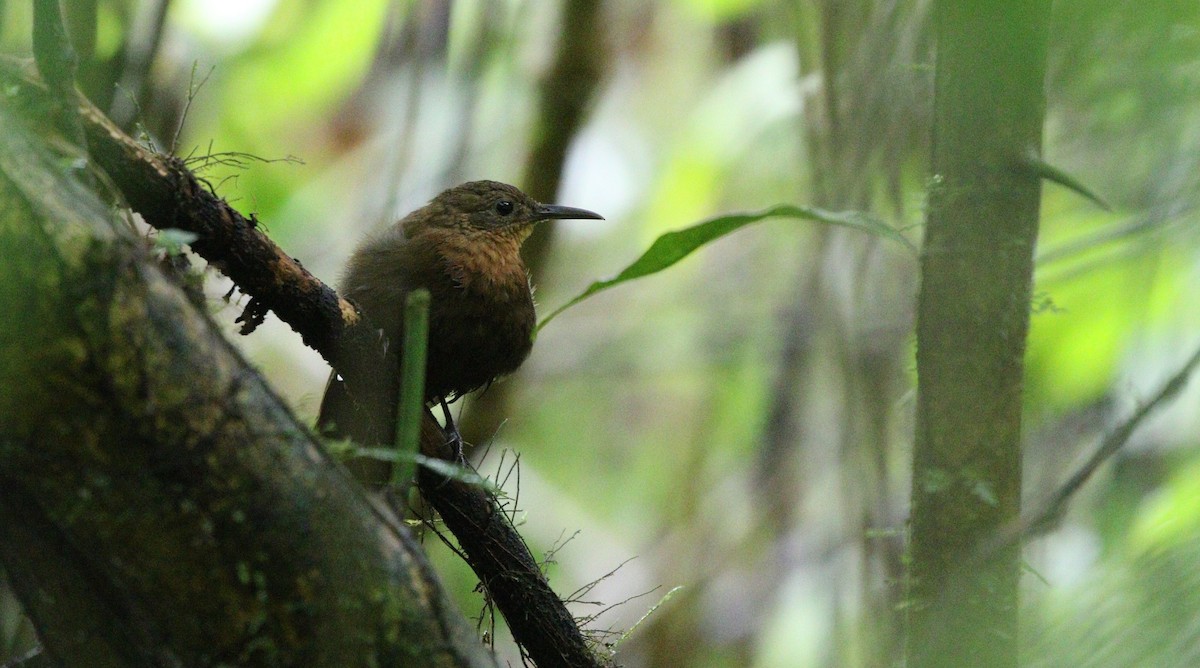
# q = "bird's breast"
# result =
<box><xmin>433</xmin><ymin>230</ymin><xmax>526</xmax><ymax>291</ymax></box>
<box><xmin>421</xmin><ymin>231</ymin><xmax>537</xmax><ymax>399</ymax></box>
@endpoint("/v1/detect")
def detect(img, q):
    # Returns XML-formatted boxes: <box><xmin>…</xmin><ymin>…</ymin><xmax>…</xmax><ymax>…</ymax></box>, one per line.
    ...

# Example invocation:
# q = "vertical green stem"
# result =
<box><xmin>392</xmin><ymin>288</ymin><xmax>430</xmax><ymax>487</ymax></box>
<box><xmin>907</xmin><ymin>2</ymin><xmax>1049</xmax><ymax>666</ymax></box>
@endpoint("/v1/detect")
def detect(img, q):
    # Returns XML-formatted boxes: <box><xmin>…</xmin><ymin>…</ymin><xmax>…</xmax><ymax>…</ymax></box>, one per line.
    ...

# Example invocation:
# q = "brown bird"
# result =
<box><xmin>318</xmin><ymin>180</ymin><xmax>602</xmax><ymax>462</ymax></box>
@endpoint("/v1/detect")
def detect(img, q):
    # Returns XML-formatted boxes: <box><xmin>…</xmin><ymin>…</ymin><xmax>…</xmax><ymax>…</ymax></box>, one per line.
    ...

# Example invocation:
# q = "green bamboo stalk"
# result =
<box><xmin>392</xmin><ymin>288</ymin><xmax>430</xmax><ymax>488</ymax></box>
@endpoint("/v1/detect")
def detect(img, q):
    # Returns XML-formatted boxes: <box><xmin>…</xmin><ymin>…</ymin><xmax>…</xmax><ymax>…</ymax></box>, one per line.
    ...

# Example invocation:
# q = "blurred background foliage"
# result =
<box><xmin>3</xmin><ymin>1</ymin><xmax>1200</xmax><ymax>666</ymax></box>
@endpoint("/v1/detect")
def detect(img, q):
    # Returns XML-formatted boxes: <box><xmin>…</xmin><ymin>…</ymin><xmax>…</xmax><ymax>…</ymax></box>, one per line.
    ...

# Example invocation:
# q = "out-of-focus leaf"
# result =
<box><xmin>154</xmin><ymin>228</ymin><xmax>198</xmax><ymax>255</ymax></box>
<box><xmin>614</xmin><ymin>585</ymin><xmax>684</xmax><ymax>650</ymax></box>
<box><xmin>1025</xmin><ymin>154</ymin><xmax>1112</xmax><ymax>211</ymax></box>
<box><xmin>410</xmin><ymin>454</ymin><xmax>499</xmax><ymax>492</ymax></box>
<box><xmin>537</xmin><ymin>204</ymin><xmax>915</xmax><ymax>332</ymax></box>
<box><xmin>345</xmin><ymin>447</ymin><xmax>498</xmax><ymax>492</ymax></box>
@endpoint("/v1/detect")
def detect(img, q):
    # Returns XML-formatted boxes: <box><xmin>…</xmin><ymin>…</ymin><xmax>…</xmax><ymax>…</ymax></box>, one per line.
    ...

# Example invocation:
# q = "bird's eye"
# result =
<box><xmin>495</xmin><ymin>200</ymin><xmax>514</xmax><ymax>216</ymax></box>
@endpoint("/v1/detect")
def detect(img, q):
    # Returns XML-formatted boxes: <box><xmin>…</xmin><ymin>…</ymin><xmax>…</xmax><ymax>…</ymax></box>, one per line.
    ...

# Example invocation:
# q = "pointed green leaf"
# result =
<box><xmin>344</xmin><ymin>448</ymin><xmax>498</xmax><ymax>492</ymax></box>
<box><xmin>154</xmin><ymin>228</ymin><xmax>199</xmax><ymax>255</ymax></box>
<box><xmin>1024</xmin><ymin>155</ymin><xmax>1112</xmax><ymax>211</ymax></box>
<box><xmin>537</xmin><ymin>204</ymin><xmax>915</xmax><ymax>332</ymax></box>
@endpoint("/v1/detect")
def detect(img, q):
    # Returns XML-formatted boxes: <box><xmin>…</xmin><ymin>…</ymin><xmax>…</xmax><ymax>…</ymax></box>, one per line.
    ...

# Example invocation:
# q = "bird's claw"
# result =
<box><xmin>444</xmin><ymin>425</ymin><xmax>467</xmax><ymax>466</ymax></box>
<box><xmin>439</xmin><ymin>399</ymin><xmax>467</xmax><ymax>465</ymax></box>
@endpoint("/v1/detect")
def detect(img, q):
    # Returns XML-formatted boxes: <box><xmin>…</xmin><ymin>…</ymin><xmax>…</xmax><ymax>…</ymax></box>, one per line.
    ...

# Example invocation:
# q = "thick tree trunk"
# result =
<box><xmin>0</xmin><ymin>96</ymin><xmax>494</xmax><ymax>668</ymax></box>
<box><xmin>907</xmin><ymin>2</ymin><xmax>1049</xmax><ymax>667</ymax></box>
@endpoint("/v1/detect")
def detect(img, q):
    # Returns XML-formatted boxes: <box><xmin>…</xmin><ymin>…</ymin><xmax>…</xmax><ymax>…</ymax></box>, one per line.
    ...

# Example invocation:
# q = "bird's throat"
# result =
<box><xmin>432</xmin><ymin>226</ymin><xmax>531</xmax><ymax>293</ymax></box>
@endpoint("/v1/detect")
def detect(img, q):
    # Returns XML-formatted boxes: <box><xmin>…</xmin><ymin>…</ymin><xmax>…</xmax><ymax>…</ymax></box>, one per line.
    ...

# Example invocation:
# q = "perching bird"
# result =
<box><xmin>317</xmin><ymin>180</ymin><xmax>602</xmax><ymax>475</ymax></box>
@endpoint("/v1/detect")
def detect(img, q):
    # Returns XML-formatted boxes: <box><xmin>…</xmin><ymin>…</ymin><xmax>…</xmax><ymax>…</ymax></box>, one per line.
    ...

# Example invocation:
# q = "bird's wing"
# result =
<box><xmin>316</xmin><ymin>370</ymin><xmax>394</xmax><ymax>486</ymax></box>
<box><xmin>316</xmin><ymin>227</ymin><xmax>426</xmax><ymax>485</ymax></box>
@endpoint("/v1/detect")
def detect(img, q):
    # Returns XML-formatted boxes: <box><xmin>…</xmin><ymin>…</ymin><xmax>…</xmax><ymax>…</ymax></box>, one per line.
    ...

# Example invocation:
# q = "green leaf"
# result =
<box><xmin>154</xmin><ymin>228</ymin><xmax>198</xmax><ymax>255</ymax></box>
<box><xmin>345</xmin><ymin>447</ymin><xmax>499</xmax><ymax>492</ymax></box>
<box><xmin>921</xmin><ymin>468</ymin><xmax>953</xmax><ymax>494</ymax></box>
<box><xmin>614</xmin><ymin>585</ymin><xmax>684</xmax><ymax>650</ymax></box>
<box><xmin>537</xmin><ymin>204</ymin><xmax>915</xmax><ymax>332</ymax></box>
<box><xmin>1023</xmin><ymin>155</ymin><xmax>1112</xmax><ymax>211</ymax></box>
<box><xmin>411</xmin><ymin>454</ymin><xmax>499</xmax><ymax>492</ymax></box>
<box><xmin>971</xmin><ymin>479</ymin><xmax>999</xmax><ymax>507</ymax></box>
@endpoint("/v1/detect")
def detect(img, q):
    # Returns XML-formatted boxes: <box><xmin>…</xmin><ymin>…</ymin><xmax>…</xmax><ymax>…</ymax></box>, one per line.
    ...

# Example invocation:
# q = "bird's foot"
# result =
<box><xmin>444</xmin><ymin>427</ymin><xmax>467</xmax><ymax>467</ymax></box>
<box><xmin>439</xmin><ymin>399</ymin><xmax>468</xmax><ymax>466</ymax></box>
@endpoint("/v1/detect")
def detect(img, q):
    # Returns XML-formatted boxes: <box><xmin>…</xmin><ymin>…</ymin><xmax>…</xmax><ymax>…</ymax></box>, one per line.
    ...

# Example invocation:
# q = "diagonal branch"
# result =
<box><xmin>984</xmin><ymin>341</ymin><xmax>1200</xmax><ymax>555</ymax></box>
<box><xmin>0</xmin><ymin>58</ymin><xmax>604</xmax><ymax>668</ymax></box>
<box><xmin>0</xmin><ymin>94</ymin><xmax>494</xmax><ymax>667</ymax></box>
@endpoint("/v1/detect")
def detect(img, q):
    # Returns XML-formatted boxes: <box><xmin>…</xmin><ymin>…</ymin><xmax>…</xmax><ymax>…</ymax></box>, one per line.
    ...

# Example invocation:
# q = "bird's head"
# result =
<box><xmin>405</xmin><ymin>180</ymin><xmax>603</xmax><ymax>238</ymax></box>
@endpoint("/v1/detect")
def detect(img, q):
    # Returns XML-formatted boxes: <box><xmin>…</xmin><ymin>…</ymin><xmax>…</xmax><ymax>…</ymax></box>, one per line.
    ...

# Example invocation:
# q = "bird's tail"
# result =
<box><xmin>316</xmin><ymin>371</ymin><xmax>394</xmax><ymax>487</ymax></box>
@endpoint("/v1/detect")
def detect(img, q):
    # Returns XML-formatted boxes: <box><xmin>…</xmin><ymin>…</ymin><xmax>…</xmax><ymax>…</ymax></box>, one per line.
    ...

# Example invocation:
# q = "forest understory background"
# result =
<box><xmin>3</xmin><ymin>1</ymin><xmax>1200</xmax><ymax>666</ymax></box>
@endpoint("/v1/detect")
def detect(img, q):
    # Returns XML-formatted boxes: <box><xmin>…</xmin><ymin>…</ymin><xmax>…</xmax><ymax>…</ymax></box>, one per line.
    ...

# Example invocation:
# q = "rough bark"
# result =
<box><xmin>0</xmin><ymin>97</ymin><xmax>493</xmax><ymax>667</ymax></box>
<box><xmin>417</xmin><ymin>420</ymin><xmax>602</xmax><ymax>668</ymax></box>
<box><xmin>907</xmin><ymin>2</ymin><xmax>1049</xmax><ymax>666</ymax></box>
<box><xmin>0</xmin><ymin>57</ymin><xmax>603</xmax><ymax>668</ymax></box>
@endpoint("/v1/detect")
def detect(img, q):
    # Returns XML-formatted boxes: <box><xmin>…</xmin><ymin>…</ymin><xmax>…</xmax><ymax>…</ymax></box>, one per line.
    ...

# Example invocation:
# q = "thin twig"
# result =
<box><xmin>984</xmin><ymin>341</ymin><xmax>1200</xmax><ymax>556</ymax></box>
<box><xmin>171</xmin><ymin>63</ymin><xmax>214</xmax><ymax>155</ymax></box>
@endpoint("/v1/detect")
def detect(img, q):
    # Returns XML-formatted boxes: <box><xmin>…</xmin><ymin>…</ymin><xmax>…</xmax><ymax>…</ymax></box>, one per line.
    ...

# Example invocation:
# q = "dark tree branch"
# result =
<box><xmin>0</xmin><ymin>97</ymin><xmax>494</xmax><ymax>667</ymax></box>
<box><xmin>0</xmin><ymin>58</ymin><xmax>604</xmax><ymax>668</ymax></box>
<box><xmin>417</xmin><ymin>416</ymin><xmax>604</xmax><ymax>668</ymax></box>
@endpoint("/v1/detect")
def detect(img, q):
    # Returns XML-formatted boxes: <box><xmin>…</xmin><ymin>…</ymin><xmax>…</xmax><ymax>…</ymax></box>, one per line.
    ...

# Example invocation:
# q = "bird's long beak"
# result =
<box><xmin>535</xmin><ymin>203</ymin><xmax>604</xmax><ymax>221</ymax></box>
